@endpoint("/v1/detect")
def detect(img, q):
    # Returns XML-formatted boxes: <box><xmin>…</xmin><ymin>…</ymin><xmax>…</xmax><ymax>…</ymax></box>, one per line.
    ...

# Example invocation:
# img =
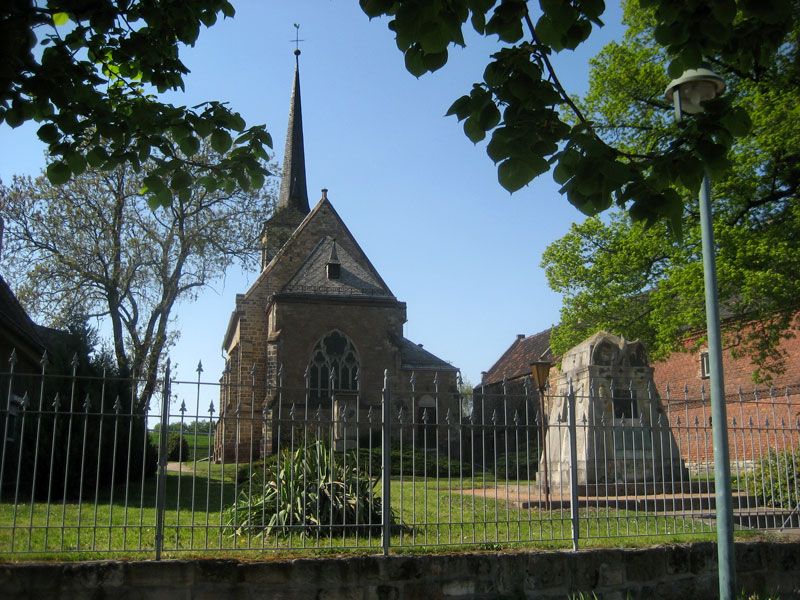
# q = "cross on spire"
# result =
<box><xmin>291</xmin><ymin>23</ymin><xmax>305</xmax><ymax>58</ymax></box>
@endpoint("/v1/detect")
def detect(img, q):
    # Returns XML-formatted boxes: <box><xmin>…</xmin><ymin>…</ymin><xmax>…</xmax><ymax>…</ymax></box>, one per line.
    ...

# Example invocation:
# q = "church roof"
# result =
<box><xmin>276</xmin><ymin>53</ymin><xmax>309</xmax><ymax>214</ymax></box>
<box><xmin>481</xmin><ymin>328</ymin><xmax>553</xmax><ymax>386</ymax></box>
<box><xmin>397</xmin><ymin>336</ymin><xmax>457</xmax><ymax>372</ymax></box>
<box><xmin>282</xmin><ymin>235</ymin><xmax>393</xmax><ymax>298</ymax></box>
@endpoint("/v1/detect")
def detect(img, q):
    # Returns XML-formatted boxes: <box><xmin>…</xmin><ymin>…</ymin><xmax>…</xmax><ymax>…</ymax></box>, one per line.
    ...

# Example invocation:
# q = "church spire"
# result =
<box><xmin>276</xmin><ymin>45</ymin><xmax>310</xmax><ymax>214</ymax></box>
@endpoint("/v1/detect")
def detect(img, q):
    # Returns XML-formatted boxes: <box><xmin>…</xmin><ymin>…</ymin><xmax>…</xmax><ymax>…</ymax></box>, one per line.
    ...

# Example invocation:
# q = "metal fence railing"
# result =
<box><xmin>1</xmin><ymin>353</ymin><xmax>798</xmax><ymax>557</ymax></box>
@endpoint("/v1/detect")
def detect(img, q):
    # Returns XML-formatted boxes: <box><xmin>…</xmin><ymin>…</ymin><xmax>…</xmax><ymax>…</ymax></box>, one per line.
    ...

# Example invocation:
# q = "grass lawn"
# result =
<box><xmin>0</xmin><ymin>460</ymin><xmax>761</xmax><ymax>561</ymax></box>
<box><xmin>149</xmin><ymin>431</ymin><xmax>213</xmax><ymax>462</ymax></box>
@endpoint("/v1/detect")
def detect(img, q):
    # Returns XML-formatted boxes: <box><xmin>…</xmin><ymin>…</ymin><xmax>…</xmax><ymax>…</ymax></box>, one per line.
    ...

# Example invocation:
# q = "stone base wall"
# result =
<box><xmin>3</xmin><ymin>542</ymin><xmax>800</xmax><ymax>599</ymax></box>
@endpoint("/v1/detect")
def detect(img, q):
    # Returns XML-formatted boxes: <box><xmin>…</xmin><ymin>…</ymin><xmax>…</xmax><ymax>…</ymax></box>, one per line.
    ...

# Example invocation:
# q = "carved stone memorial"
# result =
<box><xmin>541</xmin><ymin>332</ymin><xmax>688</xmax><ymax>490</ymax></box>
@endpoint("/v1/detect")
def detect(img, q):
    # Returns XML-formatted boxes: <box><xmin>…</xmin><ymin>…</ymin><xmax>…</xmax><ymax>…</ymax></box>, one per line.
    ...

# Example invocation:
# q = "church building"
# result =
<box><xmin>214</xmin><ymin>51</ymin><xmax>458</xmax><ymax>461</ymax></box>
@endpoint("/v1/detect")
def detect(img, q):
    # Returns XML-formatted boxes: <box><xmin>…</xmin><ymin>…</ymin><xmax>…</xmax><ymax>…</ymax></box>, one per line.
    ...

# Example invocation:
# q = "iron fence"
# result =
<box><xmin>1</xmin><ymin>353</ymin><xmax>799</xmax><ymax>558</ymax></box>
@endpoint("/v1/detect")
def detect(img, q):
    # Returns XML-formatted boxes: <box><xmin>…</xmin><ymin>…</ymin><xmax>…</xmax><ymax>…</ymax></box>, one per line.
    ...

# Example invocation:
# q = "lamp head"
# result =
<box><xmin>665</xmin><ymin>68</ymin><xmax>725</xmax><ymax>114</ymax></box>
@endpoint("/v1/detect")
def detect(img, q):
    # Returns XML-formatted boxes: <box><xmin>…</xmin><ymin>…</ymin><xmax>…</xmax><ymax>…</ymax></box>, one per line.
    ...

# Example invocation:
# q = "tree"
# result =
<box><xmin>1</xmin><ymin>0</ymin><xmax>272</xmax><ymax>207</ymax></box>
<box><xmin>540</xmin><ymin>2</ymin><xmax>800</xmax><ymax>381</ymax></box>
<box><xmin>1</xmin><ymin>144</ymin><xmax>275</xmax><ymax>408</ymax></box>
<box><xmin>360</xmin><ymin>0</ymin><xmax>795</xmax><ymax>229</ymax></box>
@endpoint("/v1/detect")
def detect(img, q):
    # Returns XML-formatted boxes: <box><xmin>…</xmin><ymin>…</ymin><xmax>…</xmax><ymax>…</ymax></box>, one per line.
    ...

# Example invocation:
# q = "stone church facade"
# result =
<box><xmin>214</xmin><ymin>53</ymin><xmax>458</xmax><ymax>461</ymax></box>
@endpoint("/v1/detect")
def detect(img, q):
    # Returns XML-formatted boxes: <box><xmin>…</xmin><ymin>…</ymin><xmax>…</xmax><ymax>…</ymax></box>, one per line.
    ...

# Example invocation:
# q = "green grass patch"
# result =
<box><xmin>149</xmin><ymin>431</ymin><xmax>213</xmax><ymax>462</ymax></box>
<box><xmin>0</xmin><ymin>459</ymin><xmax>768</xmax><ymax>561</ymax></box>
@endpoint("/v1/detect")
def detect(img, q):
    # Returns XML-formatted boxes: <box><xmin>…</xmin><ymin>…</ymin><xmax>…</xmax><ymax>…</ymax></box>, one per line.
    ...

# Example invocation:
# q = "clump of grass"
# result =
<box><xmin>226</xmin><ymin>441</ymin><xmax>399</xmax><ymax>537</ymax></box>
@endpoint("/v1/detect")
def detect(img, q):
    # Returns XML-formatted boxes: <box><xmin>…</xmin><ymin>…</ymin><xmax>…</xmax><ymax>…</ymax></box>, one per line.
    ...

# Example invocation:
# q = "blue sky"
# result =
<box><xmin>0</xmin><ymin>1</ymin><xmax>626</xmax><ymax>387</ymax></box>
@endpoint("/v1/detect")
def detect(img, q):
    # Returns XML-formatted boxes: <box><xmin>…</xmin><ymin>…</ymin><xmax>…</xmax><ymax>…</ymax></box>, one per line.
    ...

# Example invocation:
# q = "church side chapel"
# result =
<box><xmin>213</xmin><ymin>50</ymin><xmax>458</xmax><ymax>462</ymax></box>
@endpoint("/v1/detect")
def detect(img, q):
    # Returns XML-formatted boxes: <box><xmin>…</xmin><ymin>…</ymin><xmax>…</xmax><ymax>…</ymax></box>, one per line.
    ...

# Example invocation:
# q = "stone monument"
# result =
<box><xmin>541</xmin><ymin>331</ymin><xmax>687</xmax><ymax>489</ymax></box>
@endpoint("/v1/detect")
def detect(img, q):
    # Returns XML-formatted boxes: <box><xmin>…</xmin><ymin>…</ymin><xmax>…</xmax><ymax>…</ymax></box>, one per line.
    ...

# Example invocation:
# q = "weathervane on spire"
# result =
<box><xmin>291</xmin><ymin>23</ymin><xmax>304</xmax><ymax>58</ymax></box>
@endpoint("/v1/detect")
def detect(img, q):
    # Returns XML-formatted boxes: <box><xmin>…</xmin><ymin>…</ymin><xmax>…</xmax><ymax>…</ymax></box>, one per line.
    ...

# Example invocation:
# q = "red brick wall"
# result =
<box><xmin>661</xmin><ymin>394</ymin><xmax>800</xmax><ymax>467</ymax></box>
<box><xmin>652</xmin><ymin>325</ymin><xmax>800</xmax><ymax>466</ymax></box>
<box><xmin>652</xmin><ymin>324</ymin><xmax>800</xmax><ymax>399</ymax></box>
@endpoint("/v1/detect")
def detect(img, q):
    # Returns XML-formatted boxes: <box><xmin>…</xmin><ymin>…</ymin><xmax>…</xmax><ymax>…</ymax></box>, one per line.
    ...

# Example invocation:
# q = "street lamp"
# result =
<box><xmin>665</xmin><ymin>68</ymin><xmax>725</xmax><ymax>114</ymax></box>
<box><xmin>530</xmin><ymin>360</ymin><xmax>552</xmax><ymax>510</ymax></box>
<box><xmin>665</xmin><ymin>68</ymin><xmax>735</xmax><ymax>600</ymax></box>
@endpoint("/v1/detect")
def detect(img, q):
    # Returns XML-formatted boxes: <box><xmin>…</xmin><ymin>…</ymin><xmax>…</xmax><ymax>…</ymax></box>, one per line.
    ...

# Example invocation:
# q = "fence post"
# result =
<box><xmin>0</xmin><ymin>349</ymin><xmax>18</xmax><ymax>503</ymax></box>
<box><xmin>154</xmin><ymin>359</ymin><xmax>171</xmax><ymax>560</ymax></box>
<box><xmin>382</xmin><ymin>369</ymin><xmax>391</xmax><ymax>556</ymax></box>
<box><xmin>567</xmin><ymin>378</ymin><xmax>580</xmax><ymax>551</ymax></box>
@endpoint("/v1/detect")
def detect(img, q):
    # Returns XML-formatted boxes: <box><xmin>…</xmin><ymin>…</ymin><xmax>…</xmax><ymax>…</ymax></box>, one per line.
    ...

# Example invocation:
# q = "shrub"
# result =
<box><xmin>485</xmin><ymin>450</ymin><xmax>540</xmax><ymax>481</ymax></box>
<box><xmin>226</xmin><ymin>440</ymin><xmax>399</xmax><ymax>537</ymax></box>
<box><xmin>749</xmin><ymin>449</ymin><xmax>800</xmax><ymax>509</ymax></box>
<box><xmin>1</xmin><ymin>323</ymin><xmax>156</xmax><ymax>501</ymax></box>
<box><xmin>166</xmin><ymin>433</ymin><xmax>189</xmax><ymax>462</ymax></box>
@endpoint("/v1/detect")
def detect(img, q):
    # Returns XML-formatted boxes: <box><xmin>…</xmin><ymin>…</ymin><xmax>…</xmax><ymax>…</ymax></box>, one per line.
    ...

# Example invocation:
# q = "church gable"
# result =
<box><xmin>283</xmin><ymin>235</ymin><xmax>392</xmax><ymax>298</ymax></box>
<box><xmin>248</xmin><ymin>196</ymin><xmax>395</xmax><ymax>303</ymax></box>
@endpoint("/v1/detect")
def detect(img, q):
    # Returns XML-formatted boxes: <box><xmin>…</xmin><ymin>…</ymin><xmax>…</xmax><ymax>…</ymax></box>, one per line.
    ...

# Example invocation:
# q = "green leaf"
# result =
<box><xmin>663</xmin><ymin>188</ymin><xmax>683</xmax><ymax>240</ymax></box>
<box><xmin>197</xmin><ymin>175</ymin><xmax>219</xmax><ymax>191</ymax></box>
<box><xmin>477</xmin><ymin>103</ymin><xmax>501</xmax><ymax>130</ymax></box>
<box><xmin>553</xmin><ymin>160</ymin><xmax>574</xmax><ymax>185</ymax></box>
<box><xmin>250</xmin><ymin>171</ymin><xmax>265</xmax><ymax>190</ymax></box>
<box><xmin>360</xmin><ymin>0</ymin><xmax>395</xmax><ymax>18</ymax></box>
<box><xmin>142</xmin><ymin>174</ymin><xmax>168</xmax><ymax>193</ymax></box>
<box><xmin>52</xmin><ymin>12</ymin><xmax>69</xmax><ymax>26</ymax></box>
<box><xmin>170</xmin><ymin>124</ymin><xmax>192</xmax><ymax>140</ymax></box>
<box><xmin>210</xmin><ymin>129</ymin><xmax>233</xmax><ymax>154</ymax></box>
<box><xmin>65</xmin><ymin>152</ymin><xmax>87</xmax><ymax>175</ymax></box>
<box><xmin>37</xmin><ymin>123</ymin><xmax>60</xmax><ymax>144</ymax></box>
<box><xmin>535</xmin><ymin>16</ymin><xmax>561</xmax><ymax>49</ymax></box>
<box><xmin>486</xmin><ymin>132</ymin><xmax>510</xmax><ymax>163</ymax></box>
<box><xmin>653</xmin><ymin>24</ymin><xmax>674</xmax><ymax>46</ymax></box>
<box><xmin>86</xmin><ymin>147</ymin><xmax>109</xmax><ymax>167</ymax></box>
<box><xmin>485</xmin><ymin>2</ymin><xmax>525</xmax><ymax>42</ymax></box>
<box><xmin>471</xmin><ymin>10</ymin><xmax>486</xmax><ymax>33</ymax></box>
<box><xmin>419</xmin><ymin>21</ymin><xmax>449</xmax><ymax>54</ymax></box>
<box><xmin>193</xmin><ymin>119</ymin><xmax>214</xmax><ymax>138</ymax></box>
<box><xmin>46</xmin><ymin>162</ymin><xmax>71</xmax><ymax>185</ymax></box>
<box><xmin>147</xmin><ymin>186</ymin><xmax>173</xmax><ymax>209</ymax></box>
<box><xmin>600</xmin><ymin>160</ymin><xmax>632</xmax><ymax>185</ymax></box>
<box><xmin>404</xmin><ymin>47</ymin><xmax>428</xmax><ymax>78</ymax></box>
<box><xmin>178</xmin><ymin>135</ymin><xmax>201</xmax><ymax>157</ymax></box>
<box><xmin>170</xmin><ymin>169</ymin><xmax>192</xmax><ymax>190</ymax></box>
<box><xmin>667</xmin><ymin>58</ymin><xmax>685</xmax><ymax>79</ymax></box>
<box><xmin>483</xmin><ymin>61</ymin><xmax>506</xmax><ymax>87</ymax></box>
<box><xmin>463</xmin><ymin>116</ymin><xmax>486</xmax><ymax>143</ymax></box>
<box><xmin>446</xmin><ymin>95</ymin><xmax>472</xmax><ymax>119</ymax></box>
<box><xmin>422</xmin><ymin>50</ymin><xmax>448</xmax><ymax>72</ymax></box>
<box><xmin>222</xmin><ymin>112</ymin><xmax>246</xmax><ymax>132</ymax></box>
<box><xmin>580</xmin><ymin>0</ymin><xmax>605</xmax><ymax>20</ymax></box>
<box><xmin>498</xmin><ymin>157</ymin><xmax>542</xmax><ymax>192</ymax></box>
<box><xmin>720</xmin><ymin>108</ymin><xmax>752</xmax><ymax>138</ymax></box>
<box><xmin>4</xmin><ymin>108</ymin><xmax>24</xmax><ymax>128</ymax></box>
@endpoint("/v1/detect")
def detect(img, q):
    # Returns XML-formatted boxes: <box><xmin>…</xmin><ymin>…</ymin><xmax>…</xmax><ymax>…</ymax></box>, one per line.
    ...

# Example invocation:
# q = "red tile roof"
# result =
<box><xmin>481</xmin><ymin>328</ymin><xmax>552</xmax><ymax>386</ymax></box>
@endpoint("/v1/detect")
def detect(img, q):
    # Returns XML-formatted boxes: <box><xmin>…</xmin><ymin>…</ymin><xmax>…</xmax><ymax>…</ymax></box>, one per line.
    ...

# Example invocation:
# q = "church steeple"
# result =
<box><xmin>276</xmin><ymin>48</ymin><xmax>309</xmax><ymax>214</ymax></box>
<box><xmin>260</xmin><ymin>40</ymin><xmax>312</xmax><ymax>270</ymax></box>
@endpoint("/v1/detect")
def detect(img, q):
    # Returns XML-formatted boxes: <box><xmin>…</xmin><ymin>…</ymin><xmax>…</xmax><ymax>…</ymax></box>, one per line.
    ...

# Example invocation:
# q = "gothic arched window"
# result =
<box><xmin>307</xmin><ymin>331</ymin><xmax>359</xmax><ymax>401</ymax></box>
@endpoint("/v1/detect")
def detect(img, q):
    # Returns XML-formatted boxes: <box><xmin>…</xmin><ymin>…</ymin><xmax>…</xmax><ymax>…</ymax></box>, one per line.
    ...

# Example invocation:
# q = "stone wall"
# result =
<box><xmin>3</xmin><ymin>542</ymin><xmax>799</xmax><ymax>599</ymax></box>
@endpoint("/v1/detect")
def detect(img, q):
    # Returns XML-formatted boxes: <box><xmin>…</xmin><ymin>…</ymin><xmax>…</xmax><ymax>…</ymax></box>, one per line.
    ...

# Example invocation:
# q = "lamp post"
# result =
<box><xmin>530</xmin><ymin>360</ymin><xmax>552</xmax><ymax>510</ymax></box>
<box><xmin>665</xmin><ymin>68</ymin><xmax>735</xmax><ymax>600</ymax></box>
